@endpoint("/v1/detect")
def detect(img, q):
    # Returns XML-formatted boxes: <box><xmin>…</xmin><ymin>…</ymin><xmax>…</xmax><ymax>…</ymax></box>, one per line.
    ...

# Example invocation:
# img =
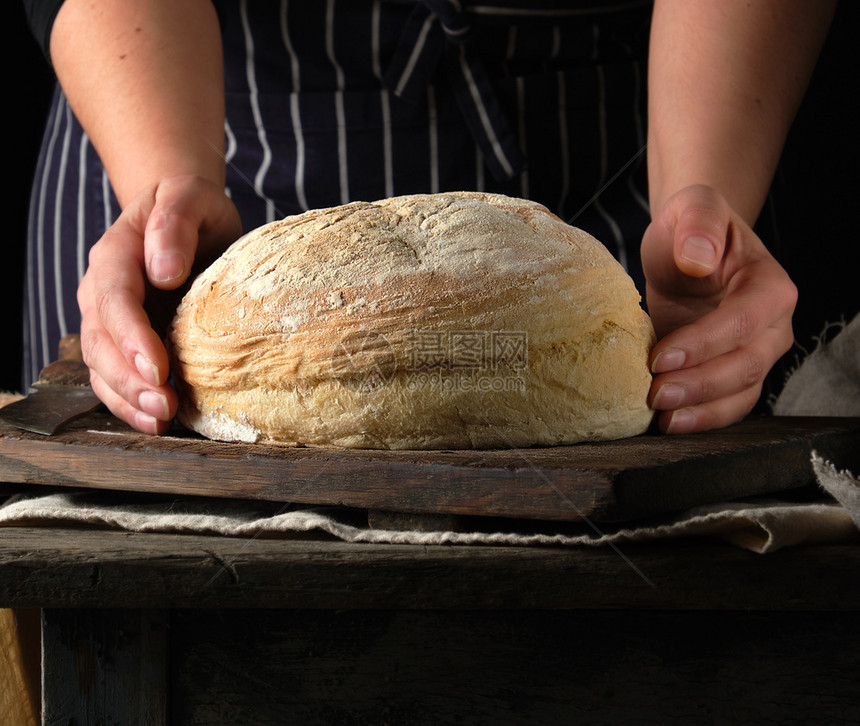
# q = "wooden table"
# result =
<box><xmin>2</xmin><ymin>520</ymin><xmax>860</xmax><ymax>725</ymax></box>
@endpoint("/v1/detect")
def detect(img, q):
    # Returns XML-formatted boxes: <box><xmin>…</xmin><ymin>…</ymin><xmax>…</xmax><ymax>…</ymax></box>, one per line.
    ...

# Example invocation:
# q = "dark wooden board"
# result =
<box><xmin>1</xmin><ymin>412</ymin><xmax>858</xmax><ymax>523</ymax></box>
<box><xmin>3</xmin><ymin>526</ymin><xmax>860</xmax><ymax>610</ymax></box>
<box><xmin>37</xmin><ymin>607</ymin><xmax>860</xmax><ymax>725</ymax></box>
<box><xmin>42</xmin><ymin>608</ymin><xmax>168</xmax><ymax>726</ymax></box>
<box><xmin>162</xmin><ymin>609</ymin><xmax>860</xmax><ymax>725</ymax></box>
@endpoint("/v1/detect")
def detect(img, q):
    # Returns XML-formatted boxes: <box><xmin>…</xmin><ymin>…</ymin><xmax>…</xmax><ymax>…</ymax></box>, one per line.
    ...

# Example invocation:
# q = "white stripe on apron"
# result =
<box><xmin>327</xmin><ymin>0</ymin><xmax>351</xmax><ymax>205</ymax></box>
<box><xmin>281</xmin><ymin>0</ymin><xmax>310</xmax><ymax>211</ymax></box>
<box><xmin>241</xmin><ymin>0</ymin><xmax>276</xmax><ymax>222</ymax></box>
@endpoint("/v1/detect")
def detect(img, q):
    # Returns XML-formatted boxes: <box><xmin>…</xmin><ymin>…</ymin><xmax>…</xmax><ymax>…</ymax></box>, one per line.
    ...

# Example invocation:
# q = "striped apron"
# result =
<box><xmin>23</xmin><ymin>0</ymin><xmax>652</xmax><ymax>387</ymax></box>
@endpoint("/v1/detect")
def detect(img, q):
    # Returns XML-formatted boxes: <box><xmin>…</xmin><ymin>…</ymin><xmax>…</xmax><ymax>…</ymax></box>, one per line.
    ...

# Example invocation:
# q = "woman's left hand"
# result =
<box><xmin>642</xmin><ymin>184</ymin><xmax>797</xmax><ymax>433</ymax></box>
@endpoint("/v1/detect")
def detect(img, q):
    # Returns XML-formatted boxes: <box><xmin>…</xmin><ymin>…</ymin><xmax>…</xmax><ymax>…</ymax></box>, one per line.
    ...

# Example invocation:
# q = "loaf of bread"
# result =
<box><xmin>167</xmin><ymin>192</ymin><xmax>655</xmax><ymax>449</ymax></box>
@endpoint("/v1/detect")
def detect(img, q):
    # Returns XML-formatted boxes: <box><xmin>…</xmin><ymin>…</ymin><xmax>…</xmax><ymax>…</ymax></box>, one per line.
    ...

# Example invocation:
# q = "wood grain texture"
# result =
<box><xmin>166</xmin><ymin>608</ymin><xmax>860</xmax><ymax>725</ymax></box>
<box><xmin>39</xmin><ymin>606</ymin><xmax>860</xmax><ymax>725</ymax></box>
<box><xmin>2</xmin><ymin>526</ymin><xmax>860</xmax><ymax>611</ymax></box>
<box><xmin>1</xmin><ymin>415</ymin><xmax>858</xmax><ymax>523</ymax></box>
<box><xmin>41</xmin><ymin>608</ymin><xmax>168</xmax><ymax>726</ymax></box>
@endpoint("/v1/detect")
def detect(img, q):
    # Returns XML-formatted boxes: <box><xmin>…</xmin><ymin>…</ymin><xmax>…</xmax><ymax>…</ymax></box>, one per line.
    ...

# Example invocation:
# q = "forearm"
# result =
<box><xmin>647</xmin><ymin>0</ymin><xmax>835</xmax><ymax>224</ymax></box>
<box><xmin>50</xmin><ymin>0</ymin><xmax>226</xmax><ymax>208</ymax></box>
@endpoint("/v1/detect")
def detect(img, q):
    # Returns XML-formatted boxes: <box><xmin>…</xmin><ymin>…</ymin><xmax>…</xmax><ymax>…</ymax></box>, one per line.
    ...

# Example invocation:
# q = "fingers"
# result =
<box><xmin>651</xmin><ymin>257</ymin><xmax>796</xmax><ymax>374</ymax></box>
<box><xmin>643</xmin><ymin>184</ymin><xmax>798</xmax><ymax>434</ymax></box>
<box><xmin>79</xmin><ymin>306</ymin><xmax>177</xmax><ymax>436</ymax></box>
<box><xmin>78</xmin><ymin>175</ymin><xmax>241</xmax><ymax>435</ymax></box>
<box><xmin>655</xmin><ymin>388</ymin><xmax>763</xmax><ymax>436</ymax></box>
<box><xmin>649</xmin><ymin>321</ymin><xmax>792</xmax><ymax>433</ymax></box>
<box><xmin>86</xmin><ymin>331</ymin><xmax>177</xmax><ymax>435</ymax></box>
<box><xmin>79</xmin><ymin>200</ymin><xmax>168</xmax><ymax>383</ymax></box>
<box><xmin>78</xmin><ymin>211</ymin><xmax>177</xmax><ymax>434</ymax></box>
<box><xmin>648</xmin><ymin>261</ymin><xmax>796</xmax><ymax>433</ymax></box>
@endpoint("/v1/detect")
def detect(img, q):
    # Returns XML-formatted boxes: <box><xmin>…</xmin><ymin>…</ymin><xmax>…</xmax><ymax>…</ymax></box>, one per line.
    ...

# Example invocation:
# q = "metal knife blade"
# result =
<box><xmin>0</xmin><ymin>334</ymin><xmax>103</xmax><ymax>435</ymax></box>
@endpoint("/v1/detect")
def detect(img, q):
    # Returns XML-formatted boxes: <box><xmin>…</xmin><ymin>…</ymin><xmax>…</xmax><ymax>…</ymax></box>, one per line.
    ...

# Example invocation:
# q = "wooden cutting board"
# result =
<box><xmin>0</xmin><ymin>410</ymin><xmax>858</xmax><ymax>524</ymax></box>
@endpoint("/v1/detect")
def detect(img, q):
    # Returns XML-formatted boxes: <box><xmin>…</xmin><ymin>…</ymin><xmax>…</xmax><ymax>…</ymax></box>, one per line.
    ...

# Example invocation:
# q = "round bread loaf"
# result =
<box><xmin>167</xmin><ymin>192</ymin><xmax>655</xmax><ymax>449</ymax></box>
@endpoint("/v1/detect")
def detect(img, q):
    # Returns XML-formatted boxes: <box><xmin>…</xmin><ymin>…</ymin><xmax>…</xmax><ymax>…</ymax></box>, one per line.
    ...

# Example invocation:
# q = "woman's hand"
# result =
<box><xmin>642</xmin><ymin>1</ymin><xmax>833</xmax><ymax>434</ymax></box>
<box><xmin>77</xmin><ymin>175</ymin><xmax>242</xmax><ymax>434</ymax></box>
<box><xmin>642</xmin><ymin>184</ymin><xmax>797</xmax><ymax>433</ymax></box>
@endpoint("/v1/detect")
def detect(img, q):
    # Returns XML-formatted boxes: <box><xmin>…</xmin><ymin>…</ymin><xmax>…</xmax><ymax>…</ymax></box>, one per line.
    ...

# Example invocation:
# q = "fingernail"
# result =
<box><xmin>652</xmin><ymin>348</ymin><xmax>686</xmax><ymax>373</ymax></box>
<box><xmin>150</xmin><ymin>251</ymin><xmax>186</xmax><ymax>283</ymax></box>
<box><xmin>133</xmin><ymin>411</ymin><xmax>160</xmax><ymax>435</ymax></box>
<box><xmin>138</xmin><ymin>390</ymin><xmax>170</xmax><ymax>420</ymax></box>
<box><xmin>681</xmin><ymin>236</ymin><xmax>716</xmax><ymax>269</ymax></box>
<box><xmin>654</xmin><ymin>383</ymin><xmax>685</xmax><ymax>410</ymax></box>
<box><xmin>666</xmin><ymin>408</ymin><xmax>697</xmax><ymax>434</ymax></box>
<box><xmin>135</xmin><ymin>353</ymin><xmax>161</xmax><ymax>386</ymax></box>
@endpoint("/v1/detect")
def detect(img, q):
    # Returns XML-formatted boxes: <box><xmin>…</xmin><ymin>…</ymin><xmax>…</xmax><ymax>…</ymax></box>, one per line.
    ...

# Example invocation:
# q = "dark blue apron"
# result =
<box><xmin>23</xmin><ymin>0</ymin><xmax>652</xmax><ymax>387</ymax></box>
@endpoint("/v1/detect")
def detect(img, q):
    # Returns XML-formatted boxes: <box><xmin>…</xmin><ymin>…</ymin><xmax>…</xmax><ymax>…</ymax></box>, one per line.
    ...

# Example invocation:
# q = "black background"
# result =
<box><xmin>6</xmin><ymin>2</ymin><xmax>859</xmax><ymax>395</ymax></box>
<box><xmin>9</xmin><ymin>2</ymin><xmax>55</xmax><ymax>392</ymax></box>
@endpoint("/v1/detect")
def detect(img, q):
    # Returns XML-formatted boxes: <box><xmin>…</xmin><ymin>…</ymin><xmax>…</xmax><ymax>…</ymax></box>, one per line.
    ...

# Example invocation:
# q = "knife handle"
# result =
<box><xmin>37</xmin><ymin>333</ymin><xmax>91</xmax><ymax>387</ymax></box>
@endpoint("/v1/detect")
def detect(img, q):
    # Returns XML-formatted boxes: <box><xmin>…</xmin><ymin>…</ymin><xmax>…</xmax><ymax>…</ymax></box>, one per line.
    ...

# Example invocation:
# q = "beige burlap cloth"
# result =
<box><xmin>1</xmin><ymin>314</ymin><xmax>858</xmax><ymax>554</ymax></box>
<box><xmin>0</xmin><ymin>452</ymin><xmax>855</xmax><ymax>554</ymax></box>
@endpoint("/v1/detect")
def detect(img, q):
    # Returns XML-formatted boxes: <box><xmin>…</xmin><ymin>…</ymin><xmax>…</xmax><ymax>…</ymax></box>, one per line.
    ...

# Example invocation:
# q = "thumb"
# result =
<box><xmin>668</xmin><ymin>185</ymin><xmax>731</xmax><ymax>279</ymax></box>
<box><xmin>145</xmin><ymin>223</ymin><xmax>194</xmax><ymax>290</ymax></box>
<box><xmin>143</xmin><ymin>175</ymin><xmax>240</xmax><ymax>291</ymax></box>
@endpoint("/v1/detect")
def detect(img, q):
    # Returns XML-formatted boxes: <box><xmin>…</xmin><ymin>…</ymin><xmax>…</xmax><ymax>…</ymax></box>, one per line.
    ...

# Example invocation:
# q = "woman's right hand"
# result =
<box><xmin>77</xmin><ymin>175</ymin><xmax>242</xmax><ymax>434</ymax></box>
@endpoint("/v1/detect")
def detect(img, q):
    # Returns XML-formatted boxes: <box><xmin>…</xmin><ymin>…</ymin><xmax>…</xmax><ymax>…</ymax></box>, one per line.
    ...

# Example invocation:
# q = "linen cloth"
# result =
<box><xmin>774</xmin><ymin>313</ymin><xmax>860</xmax><ymax>418</ymax></box>
<box><xmin>0</xmin><ymin>461</ymin><xmax>857</xmax><ymax>554</ymax></box>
